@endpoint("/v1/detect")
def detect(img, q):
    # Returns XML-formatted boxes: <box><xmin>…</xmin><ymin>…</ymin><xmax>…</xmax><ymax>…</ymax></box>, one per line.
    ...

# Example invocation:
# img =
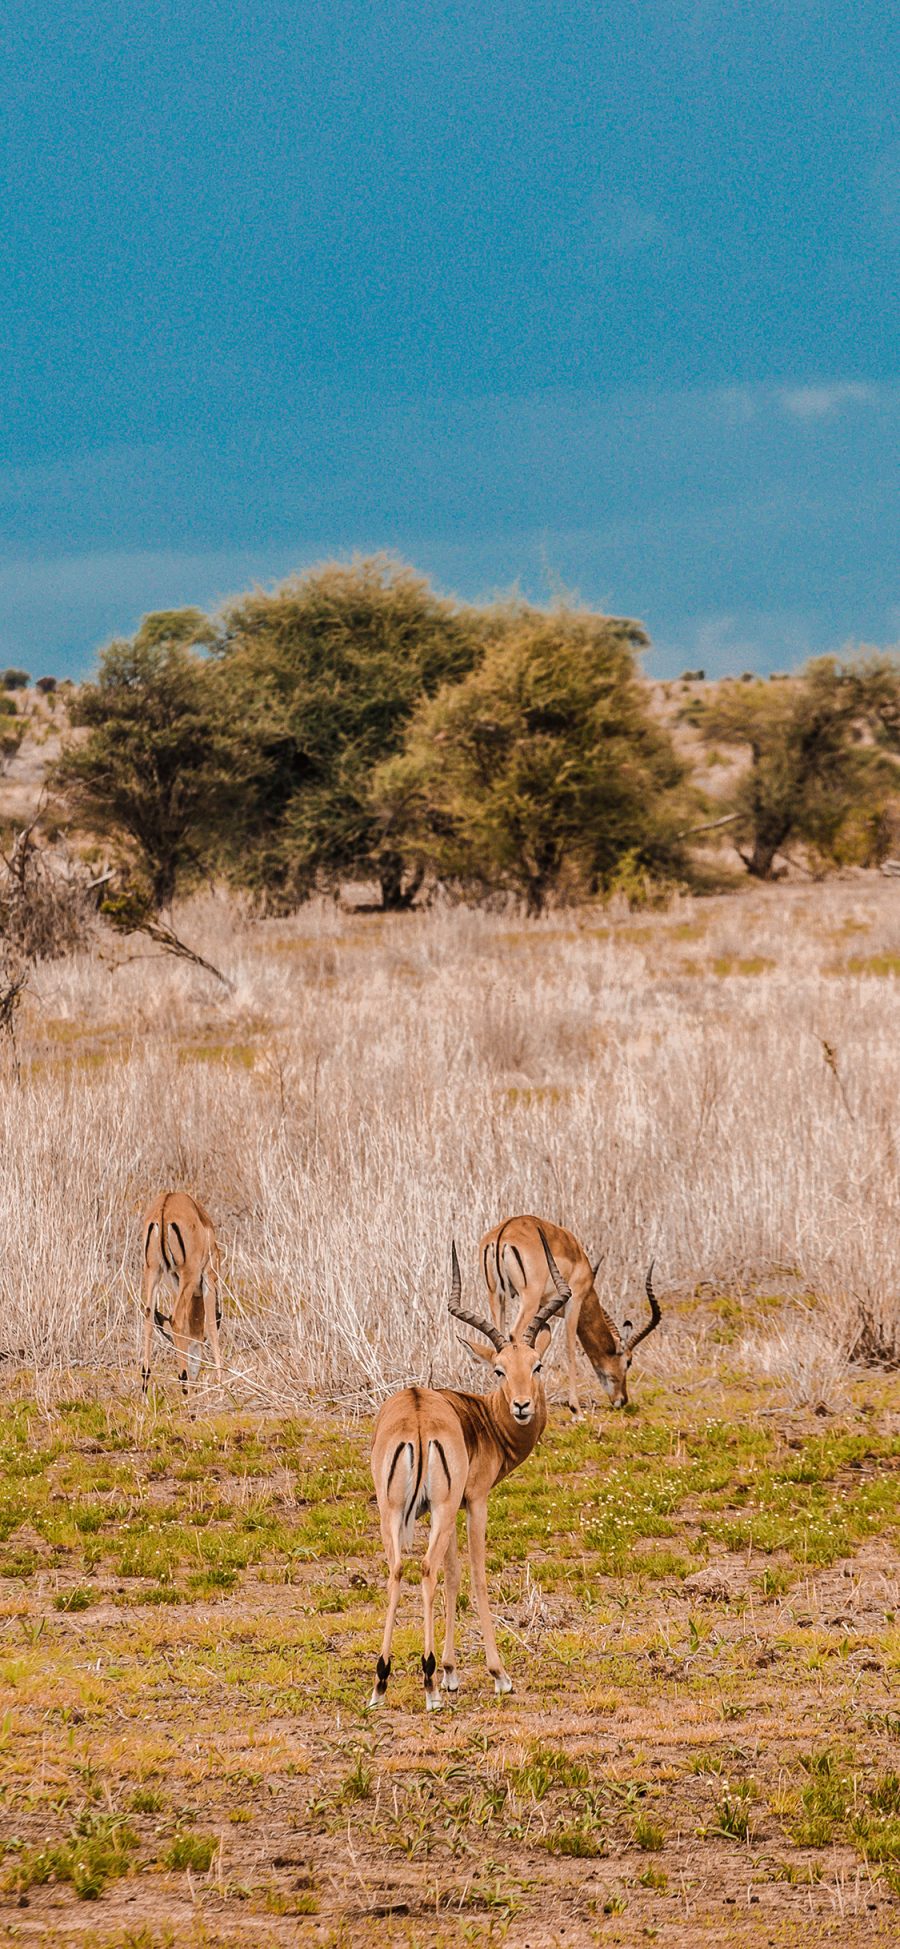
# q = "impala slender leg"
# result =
<box><xmin>441</xmin><ymin>1520</ymin><xmax>461</xmax><ymax>1694</ymax></box>
<box><xmin>421</xmin><ymin>1506</ymin><xmax>455</xmax><ymax>1711</ymax></box>
<box><xmin>171</xmin><ymin>1290</ymin><xmax>192</xmax><ymax>1407</ymax></box>
<box><xmin>565</xmin><ymin>1295</ymin><xmax>582</xmax><ymax>1417</ymax></box>
<box><xmin>140</xmin><ymin>1268</ymin><xmax>155</xmax><ymax>1396</ymax></box>
<box><xmin>204</xmin><ymin>1270</ymin><xmax>223</xmax><ymax>1385</ymax></box>
<box><xmin>466</xmin><ymin>1498</ymin><xmax>512</xmax><ymax>1695</ymax></box>
<box><xmin>369</xmin><ymin>1516</ymin><xmax>404</xmax><ymax>1708</ymax></box>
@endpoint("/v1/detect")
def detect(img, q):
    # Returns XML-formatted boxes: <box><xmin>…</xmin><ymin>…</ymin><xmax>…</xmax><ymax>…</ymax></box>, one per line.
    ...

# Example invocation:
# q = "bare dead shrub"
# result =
<box><xmin>0</xmin><ymin>819</ymin><xmax>99</xmax><ymax>961</ymax></box>
<box><xmin>738</xmin><ymin>1314</ymin><xmax>851</xmax><ymax>1413</ymax></box>
<box><xmin>847</xmin><ymin>1297</ymin><xmax>900</xmax><ymax>1371</ymax></box>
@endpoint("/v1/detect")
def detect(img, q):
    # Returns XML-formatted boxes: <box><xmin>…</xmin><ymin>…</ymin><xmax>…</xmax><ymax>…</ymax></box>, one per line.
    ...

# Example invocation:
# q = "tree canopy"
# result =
<box><xmin>211</xmin><ymin>556</ymin><xmax>484</xmax><ymax>907</ymax></box>
<box><xmin>372</xmin><ymin>604</ymin><xmax>689</xmax><ymax>912</ymax></box>
<box><xmin>695</xmin><ymin>654</ymin><xmax>900</xmax><ymax>878</ymax></box>
<box><xmin>53</xmin><ymin>613</ymin><xmax>244</xmax><ymax>910</ymax></box>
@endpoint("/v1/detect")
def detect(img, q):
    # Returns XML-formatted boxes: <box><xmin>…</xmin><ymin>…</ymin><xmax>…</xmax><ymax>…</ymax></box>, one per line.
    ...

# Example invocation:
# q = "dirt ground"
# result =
<box><xmin>1</xmin><ymin>1376</ymin><xmax>899</xmax><ymax>1948</ymax></box>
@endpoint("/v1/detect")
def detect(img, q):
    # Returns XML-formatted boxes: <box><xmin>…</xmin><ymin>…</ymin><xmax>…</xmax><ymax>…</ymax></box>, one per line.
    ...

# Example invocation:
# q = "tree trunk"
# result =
<box><xmin>745</xmin><ymin>835</ymin><xmax>786</xmax><ymax>879</ymax></box>
<box><xmin>378</xmin><ymin>856</ymin><xmax>424</xmax><ymax>911</ymax></box>
<box><xmin>151</xmin><ymin>857</ymin><xmax>178</xmax><ymax>912</ymax></box>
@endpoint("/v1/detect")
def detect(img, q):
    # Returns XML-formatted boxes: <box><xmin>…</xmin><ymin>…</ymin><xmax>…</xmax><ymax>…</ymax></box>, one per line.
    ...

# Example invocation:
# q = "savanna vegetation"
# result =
<box><xmin>2</xmin><ymin>561</ymin><xmax>900</xmax><ymax>1943</ymax></box>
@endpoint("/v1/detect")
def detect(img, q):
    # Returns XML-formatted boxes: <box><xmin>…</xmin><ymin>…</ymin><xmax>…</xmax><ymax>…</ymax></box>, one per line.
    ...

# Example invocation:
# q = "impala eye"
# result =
<box><xmin>533</xmin><ymin>1362</ymin><xmax>543</xmax><ymax>1375</ymax></box>
<box><xmin>494</xmin><ymin>1366</ymin><xmax>504</xmax><ymax>1379</ymax></box>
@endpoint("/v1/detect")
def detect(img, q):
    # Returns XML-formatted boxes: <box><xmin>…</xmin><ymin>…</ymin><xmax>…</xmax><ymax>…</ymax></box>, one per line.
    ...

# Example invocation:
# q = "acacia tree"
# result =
<box><xmin>211</xmin><ymin>556</ymin><xmax>484</xmax><ymax>908</ymax></box>
<box><xmin>372</xmin><ymin>604</ymin><xmax>689</xmax><ymax>913</ymax></box>
<box><xmin>53</xmin><ymin>611</ymin><xmax>244</xmax><ymax>910</ymax></box>
<box><xmin>695</xmin><ymin>655</ymin><xmax>900</xmax><ymax>878</ymax></box>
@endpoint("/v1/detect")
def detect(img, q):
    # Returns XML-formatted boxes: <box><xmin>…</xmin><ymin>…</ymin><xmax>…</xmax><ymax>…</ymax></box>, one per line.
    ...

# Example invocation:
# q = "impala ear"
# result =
<box><xmin>533</xmin><ymin>1326</ymin><xmax>552</xmax><ymax>1357</ymax></box>
<box><xmin>457</xmin><ymin>1333</ymin><xmax>496</xmax><ymax>1364</ymax></box>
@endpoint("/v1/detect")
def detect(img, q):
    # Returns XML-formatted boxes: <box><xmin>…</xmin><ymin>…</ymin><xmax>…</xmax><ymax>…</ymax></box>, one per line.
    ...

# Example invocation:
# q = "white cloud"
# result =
<box><xmin>780</xmin><ymin>382</ymin><xmax>873</xmax><ymax>421</ymax></box>
<box><xmin>713</xmin><ymin>386</ymin><xmax>757</xmax><ymax>425</ymax></box>
<box><xmin>562</xmin><ymin>191</ymin><xmax>666</xmax><ymax>257</ymax></box>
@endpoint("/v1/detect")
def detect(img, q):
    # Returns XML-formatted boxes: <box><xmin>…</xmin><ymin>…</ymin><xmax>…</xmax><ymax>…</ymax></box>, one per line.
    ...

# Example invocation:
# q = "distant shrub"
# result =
<box><xmin>36</xmin><ymin>675</ymin><xmax>57</xmax><ymax>694</ymax></box>
<box><xmin>695</xmin><ymin>653</ymin><xmax>900</xmax><ymax>879</ymax></box>
<box><xmin>0</xmin><ymin>711</ymin><xmax>24</xmax><ymax>772</ymax></box>
<box><xmin>1</xmin><ymin>667</ymin><xmax>30</xmax><ymax>690</ymax></box>
<box><xmin>680</xmin><ymin>668</ymin><xmax>705</xmax><ymax>681</ymax></box>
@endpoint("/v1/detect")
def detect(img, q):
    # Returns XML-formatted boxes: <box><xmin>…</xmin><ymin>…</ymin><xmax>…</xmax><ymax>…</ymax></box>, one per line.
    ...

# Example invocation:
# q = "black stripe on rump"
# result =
<box><xmin>493</xmin><ymin>1220</ymin><xmax>515</xmax><ymax>1308</ymax></box>
<box><xmin>159</xmin><ymin>1198</ymin><xmax>172</xmax><ymax>1271</ymax></box>
<box><xmin>386</xmin><ymin>1441</ymin><xmax>409</xmax><ymax>1495</ymax></box>
<box><xmin>170</xmin><ymin>1221</ymin><xmax>186</xmax><ymax>1265</ymax></box>
<box><xmin>144</xmin><ymin>1225</ymin><xmax>155</xmax><ymax>1265</ymax></box>
<box><xmin>510</xmin><ymin>1244</ymin><xmax>526</xmax><ymax>1287</ymax></box>
<box><xmin>432</xmin><ymin>1439</ymin><xmax>451</xmax><ymax>1493</ymax></box>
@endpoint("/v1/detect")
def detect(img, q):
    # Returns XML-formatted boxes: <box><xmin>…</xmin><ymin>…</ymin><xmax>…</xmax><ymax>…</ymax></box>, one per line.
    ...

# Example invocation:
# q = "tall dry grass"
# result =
<box><xmin>2</xmin><ymin>880</ymin><xmax>899</xmax><ymax>1407</ymax></box>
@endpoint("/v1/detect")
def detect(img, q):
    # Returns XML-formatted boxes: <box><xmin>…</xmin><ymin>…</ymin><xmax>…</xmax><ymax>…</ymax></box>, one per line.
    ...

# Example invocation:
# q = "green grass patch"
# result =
<box><xmin>161</xmin><ymin>1832</ymin><xmax>218</xmax><ymax>1873</ymax></box>
<box><xmin>4</xmin><ymin>1812</ymin><xmax>138</xmax><ymax>1900</ymax></box>
<box><xmin>54</xmin><ymin>1585</ymin><xmax>93</xmax><ymax>1612</ymax></box>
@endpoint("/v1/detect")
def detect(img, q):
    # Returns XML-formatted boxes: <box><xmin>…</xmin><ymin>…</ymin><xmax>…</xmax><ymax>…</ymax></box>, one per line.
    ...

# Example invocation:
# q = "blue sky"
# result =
<box><xmin>1</xmin><ymin>0</ymin><xmax>897</xmax><ymax>678</ymax></box>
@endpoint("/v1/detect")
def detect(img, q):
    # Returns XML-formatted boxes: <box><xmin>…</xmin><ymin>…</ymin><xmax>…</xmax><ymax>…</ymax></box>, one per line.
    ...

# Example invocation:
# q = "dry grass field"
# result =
<box><xmin>2</xmin><ymin>879</ymin><xmax>900</xmax><ymax>1945</ymax></box>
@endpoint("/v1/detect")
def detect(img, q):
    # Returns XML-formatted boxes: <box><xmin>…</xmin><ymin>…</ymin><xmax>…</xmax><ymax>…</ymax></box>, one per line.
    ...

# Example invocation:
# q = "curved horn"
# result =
<box><xmin>621</xmin><ymin>1260</ymin><xmax>661</xmax><ymax>1354</ymax></box>
<box><xmin>448</xmin><ymin>1240</ymin><xmax>505</xmax><ymax>1352</ymax></box>
<box><xmin>524</xmin><ymin>1227</ymin><xmax>573</xmax><ymax>1345</ymax></box>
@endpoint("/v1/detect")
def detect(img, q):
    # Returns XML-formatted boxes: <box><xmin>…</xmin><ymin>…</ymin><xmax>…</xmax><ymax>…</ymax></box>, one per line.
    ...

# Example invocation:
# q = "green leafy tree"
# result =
<box><xmin>53</xmin><ymin>611</ymin><xmax>244</xmax><ymax>910</ymax></box>
<box><xmin>695</xmin><ymin>654</ymin><xmax>900</xmax><ymax>878</ymax></box>
<box><xmin>211</xmin><ymin>556</ymin><xmax>484</xmax><ymax>907</ymax></box>
<box><xmin>372</xmin><ymin>605</ymin><xmax>689</xmax><ymax>914</ymax></box>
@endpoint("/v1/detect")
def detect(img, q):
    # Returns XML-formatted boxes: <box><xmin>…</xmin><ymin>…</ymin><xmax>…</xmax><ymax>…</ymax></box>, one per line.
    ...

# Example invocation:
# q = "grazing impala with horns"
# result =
<box><xmin>369</xmin><ymin>1230</ymin><xmax>570</xmax><ymax>1710</ymax></box>
<box><xmin>140</xmin><ymin>1191</ymin><xmax>223</xmax><ymax>1400</ymax></box>
<box><xmin>479</xmin><ymin>1215</ymin><xmax>660</xmax><ymax>1414</ymax></box>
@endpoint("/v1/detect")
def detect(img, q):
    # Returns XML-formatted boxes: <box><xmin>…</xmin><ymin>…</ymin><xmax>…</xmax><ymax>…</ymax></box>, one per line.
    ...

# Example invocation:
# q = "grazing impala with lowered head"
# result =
<box><xmin>479</xmin><ymin>1214</ymin><xmax>660</xmax><ymax>1413</ymax></box>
